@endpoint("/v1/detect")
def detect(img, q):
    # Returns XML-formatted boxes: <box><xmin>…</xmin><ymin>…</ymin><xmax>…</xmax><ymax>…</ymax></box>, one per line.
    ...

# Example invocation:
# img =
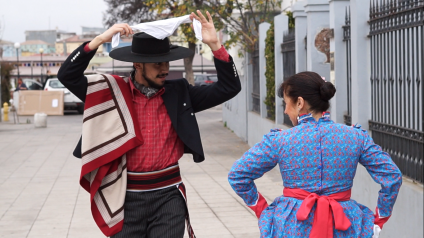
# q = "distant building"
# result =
<box><xmin>20</xmin><ymin>40</ymin><xmax>55</xmax><ymax>56</ymax></box>
<box><xmin>103</xmin><ymin>38</ymin><xmax>132</xmax><ymax>54</ymax></box>
<box><xmin>2</xmin><ymin>39</ymin><xmax>55</xmax><ymax>58</ymax></box>
<box><xmin>25</xmin><ymin>29</ymin><xmax>76</xmax><ymax>46</ymax></box>
<box><xmin>81</xmin><ymin>26</ymin><xmax>106</xmax><ymax>38</ymax></box>
<box><xmin>2</xmin><ymin>53</ymin><xmax>111</xmax><ymax>82</ymax></box>
<box><xmin>56</xmin><ymin>30</ymin><xmax>77</xmax><ymax>41</ymax></box>
<box><xmin>0</xmin><ymin>39</ymin><xmax>14</xmax><ymax>57</ymax></box>
<box><xmin>25</xmin><ymin>30</ymin><xmax>57</xmax><ymax>45</ymax></box>
<box><xmin>54</xmin><ymin>26</ymin><xmax>111</xmax><ymax>56</ymax></box>
<box><xmin>56</xmin><ymin>35</ymin><xmax>106</xmax><ymax>56</ymax></box>
<box><xmin>2</xmin><ymin>55</ymin><xmax>67</xmax><ymax>83</ymax></box>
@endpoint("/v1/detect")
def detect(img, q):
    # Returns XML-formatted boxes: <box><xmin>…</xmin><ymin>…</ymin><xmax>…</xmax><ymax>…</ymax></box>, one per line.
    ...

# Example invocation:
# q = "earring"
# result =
<box><xmin>297</xmin><ymin>107</ymin><xmax>300</xmax><ymax>120</ymax></box>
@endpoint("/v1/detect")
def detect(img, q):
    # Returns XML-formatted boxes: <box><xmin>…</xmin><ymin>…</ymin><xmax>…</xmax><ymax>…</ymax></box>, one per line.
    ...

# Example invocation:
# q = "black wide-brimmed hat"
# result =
<box><xmin>109</xmin><ymin>32</ymin><xmax>194</xmax><ymax>63</ymax></box>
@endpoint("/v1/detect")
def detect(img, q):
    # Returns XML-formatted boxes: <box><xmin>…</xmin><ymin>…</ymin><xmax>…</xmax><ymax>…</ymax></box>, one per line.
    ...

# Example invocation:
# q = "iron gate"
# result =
<box><xmin>369</xmin><ymin>0</ymin><xmax>423</xmax><ymax>183</ymax></box>
<box><xmin>251</xmin><ymin>48</ymin><xmax>260</xmax><ymax>113</ymax></box>
<box><xmin>281</xmin><ymin>29</ymin><xmax>296</xmax><ymax>126</ymax></box>
<box><xmin>343</xmin><ymin>7</ymin><xmax>352</xmax><ymax>126</ymax></box>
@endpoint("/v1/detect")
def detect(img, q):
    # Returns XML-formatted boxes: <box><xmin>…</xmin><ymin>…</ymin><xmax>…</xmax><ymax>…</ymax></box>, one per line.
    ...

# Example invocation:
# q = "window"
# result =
<box><xmin>207</xmin><ymin>75</ymin><xmax>218</xmax><ymax>82</ymax></box>
<box><xmin>49</xmin><ymin>80</ymin><xmax>65</xmax><ymax>88</ymax></box>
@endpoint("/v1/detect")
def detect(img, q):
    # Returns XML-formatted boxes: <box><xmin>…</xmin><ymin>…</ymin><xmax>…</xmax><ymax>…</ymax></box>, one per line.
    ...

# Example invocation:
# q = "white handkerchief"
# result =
<box><xmin>372</xmin><ymin>224</ymin><xmax>381</xmax><ymax>238</ymax></box>
<box><xmin>112</xmin><ymin>15</ymin><xmax>202</xmax><ymax>48</ymax></box>
<box><xmin>193</xmin><ymin>19</ymin><xmax>203</xmax><ymax>41</ymax></box>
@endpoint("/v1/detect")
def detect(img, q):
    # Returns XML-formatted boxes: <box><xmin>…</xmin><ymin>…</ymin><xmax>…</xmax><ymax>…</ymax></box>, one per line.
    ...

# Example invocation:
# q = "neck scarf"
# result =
<box><xmin>131</xmin><ymin>77</ymin><xmax>159</xmax><ymax>98</ymax></box>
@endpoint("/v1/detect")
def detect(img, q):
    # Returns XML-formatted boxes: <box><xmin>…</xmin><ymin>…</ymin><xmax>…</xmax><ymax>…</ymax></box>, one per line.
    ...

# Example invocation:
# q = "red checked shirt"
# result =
<box><xmin>84</xmin><ymin>43</ymin><xmax>230</xmax><ymax>172</ymax></box>
<box><xmin>125</xmin><ymin>83</ymin><xmax>185</xmax><ymax>171</ymax></box>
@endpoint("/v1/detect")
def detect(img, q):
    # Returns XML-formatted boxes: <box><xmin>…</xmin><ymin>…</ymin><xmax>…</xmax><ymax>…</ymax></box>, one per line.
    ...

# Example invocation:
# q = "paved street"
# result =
<box><xmin>0</xmin><ymin>107</ymin><xmax>282</xmax><ymax>238</ymax></box>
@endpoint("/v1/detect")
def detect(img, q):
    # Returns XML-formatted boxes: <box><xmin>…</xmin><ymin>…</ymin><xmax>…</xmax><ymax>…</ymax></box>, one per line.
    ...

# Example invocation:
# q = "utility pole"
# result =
<box><xmin>14</xmin><ymin>42</ymin><xmax>20</xmax><ymax>81</ymax></box>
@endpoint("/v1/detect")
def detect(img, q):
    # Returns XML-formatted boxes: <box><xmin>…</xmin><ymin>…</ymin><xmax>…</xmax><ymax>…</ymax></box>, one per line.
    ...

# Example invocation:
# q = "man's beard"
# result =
<box><xmin>142</xmin><ymin>68</ymin><xmax>168</xmax><ymax>89</ymax></box>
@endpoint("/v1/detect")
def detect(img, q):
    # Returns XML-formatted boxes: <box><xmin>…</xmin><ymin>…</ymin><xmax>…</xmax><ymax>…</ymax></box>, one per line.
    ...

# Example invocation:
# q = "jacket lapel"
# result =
<box><xmin>162</xmin><ymin>83</ymin><xmax>178</xmax><ymax>130</ymax></box>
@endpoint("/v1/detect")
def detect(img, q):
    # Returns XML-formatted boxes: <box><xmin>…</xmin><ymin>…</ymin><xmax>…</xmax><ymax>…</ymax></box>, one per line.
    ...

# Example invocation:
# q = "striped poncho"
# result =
<box><xmin>79</xmin><ymin>74</ymin><xmax>143</xmax><ymax>236</ymax></box>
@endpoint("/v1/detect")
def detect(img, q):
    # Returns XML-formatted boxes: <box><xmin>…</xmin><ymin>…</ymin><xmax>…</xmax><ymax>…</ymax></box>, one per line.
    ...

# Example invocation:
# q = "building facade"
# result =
<box><xmin>20</xmin><ymin>40</ymin><xmax>55</xmax><ymax>56</ymax></box>
<box><xmin>56</xmin><ymin>35</ymin><xmax>104</xmax><ymax>56</ymax></box>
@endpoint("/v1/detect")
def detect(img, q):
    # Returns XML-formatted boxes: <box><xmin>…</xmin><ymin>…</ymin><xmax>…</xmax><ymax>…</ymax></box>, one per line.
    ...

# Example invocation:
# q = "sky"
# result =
<box><xmin>0</xmin><ymin>0</ymin><xmax>108</xmax><ymax>43</ymax></box>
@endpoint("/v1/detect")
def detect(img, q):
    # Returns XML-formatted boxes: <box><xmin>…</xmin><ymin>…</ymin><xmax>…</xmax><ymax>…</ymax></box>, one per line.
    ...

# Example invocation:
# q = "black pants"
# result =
<box><xmin>111</xmin><ymin>186</ymin><xmax>186</xmax><ymax>238</ymax></box>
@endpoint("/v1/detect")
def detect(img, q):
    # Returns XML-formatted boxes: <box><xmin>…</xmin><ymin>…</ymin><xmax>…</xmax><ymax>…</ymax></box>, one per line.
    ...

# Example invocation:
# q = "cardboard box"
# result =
<box><xmin>17</xmin><ymin>91</ymin><xmax>64</xmax><ymax>115</ymax></box>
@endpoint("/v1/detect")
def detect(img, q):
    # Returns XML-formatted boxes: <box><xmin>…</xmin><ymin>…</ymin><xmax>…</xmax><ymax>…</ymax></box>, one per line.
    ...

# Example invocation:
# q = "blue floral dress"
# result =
<box><xmin>228</xmin><ymin>112</ymin><xmax>402</xmax><ymax>238</ymax></box>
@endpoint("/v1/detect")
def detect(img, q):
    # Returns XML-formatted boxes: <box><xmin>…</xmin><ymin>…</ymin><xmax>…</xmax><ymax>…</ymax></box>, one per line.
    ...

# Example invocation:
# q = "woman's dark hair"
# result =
<box><xmin>278</xmin><ymin>71</ymin><xmax>336</xmax><ymax>112</ymax></box>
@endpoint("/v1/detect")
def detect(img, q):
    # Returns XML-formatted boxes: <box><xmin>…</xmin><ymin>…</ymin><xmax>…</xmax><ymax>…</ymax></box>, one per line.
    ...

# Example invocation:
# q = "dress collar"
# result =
<box><xmin>297</xmin><ymin>111</ymin><xmax>331</xmax><ymax>124</ymax></box>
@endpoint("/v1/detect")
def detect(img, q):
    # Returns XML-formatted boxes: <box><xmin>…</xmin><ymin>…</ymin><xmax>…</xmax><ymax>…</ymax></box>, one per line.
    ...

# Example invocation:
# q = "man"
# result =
<box><xmin>58</xmin><ymin>11</ymin><xmax>241</xmax><ymax>238</ymax></box>
<box><xmin>15</xmin><ymin>78</ymin><xmax>27</xmax><ymax>91</ymax></box>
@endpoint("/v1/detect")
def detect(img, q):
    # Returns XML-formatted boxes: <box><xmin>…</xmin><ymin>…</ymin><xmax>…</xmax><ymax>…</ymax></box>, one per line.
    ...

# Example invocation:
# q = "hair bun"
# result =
<box><xmin>320</xmin><ymin>81</ymin><xmax>336</xmax><ymax>101</ymax></box>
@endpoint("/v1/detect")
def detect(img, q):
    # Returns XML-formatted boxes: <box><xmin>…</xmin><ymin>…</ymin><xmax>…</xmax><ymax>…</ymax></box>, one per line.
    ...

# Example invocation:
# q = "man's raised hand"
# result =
<box><xmin>88</xmin><ymin>24</ymin><xmax>134</xmax><ymax>50</ymax></box>
<box><xmin>190</xmin><ymin>10</ymin><xmax>221</xmax><ymax>51</ymax></box>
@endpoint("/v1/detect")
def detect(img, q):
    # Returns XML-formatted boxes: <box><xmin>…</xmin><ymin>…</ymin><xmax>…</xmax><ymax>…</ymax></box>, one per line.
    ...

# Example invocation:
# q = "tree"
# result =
<box><xmin>204</xmin><ymin>0</ymin><xmax>281</xmax><ymax>56</ymax></box>
<box><xmin>1</xmin><ymin>62</ymin><xmax>13</xmax><ymax>106</ymax></box>
<box><xmin>264</xmin><ymin>21</ymin><xmax>275</xmax><ymax>120</ymax></box>
<box><xmin>103</xmin><ymin>0</ymin><xmax>281</xmax><ymax>83</ymax></box>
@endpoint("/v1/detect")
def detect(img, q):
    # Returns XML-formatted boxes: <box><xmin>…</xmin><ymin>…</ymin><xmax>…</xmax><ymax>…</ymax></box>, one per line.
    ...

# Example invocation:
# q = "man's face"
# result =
<box><xmin>134</xmin><ymin>62</ymin><xmax>170</xmax><ymax>89</ymax></box>
<box><xmin>18</xmin><ymin>79</ymin><xmax>22</xmax><ymax>84</ymax></box>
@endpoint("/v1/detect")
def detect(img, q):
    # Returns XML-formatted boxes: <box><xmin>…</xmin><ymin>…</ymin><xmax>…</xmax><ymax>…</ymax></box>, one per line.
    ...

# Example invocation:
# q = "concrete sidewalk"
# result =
<box><xmin>0</xmin><ymin>108</ymin><xmax>282</xmax><ymax>238</ymax></box>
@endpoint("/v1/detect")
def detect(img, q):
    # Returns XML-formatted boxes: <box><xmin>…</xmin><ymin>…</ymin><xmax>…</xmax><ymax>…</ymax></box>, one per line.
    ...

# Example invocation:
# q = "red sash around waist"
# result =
<box><xmin>283</xmin><ymin>188</ymin><xmax>352</xmax><ymax>238</ymax></box>
<box><xmin>127</xmin><ymin>164</ymin><xmax>182</xmax><ymax>191</ymax></box>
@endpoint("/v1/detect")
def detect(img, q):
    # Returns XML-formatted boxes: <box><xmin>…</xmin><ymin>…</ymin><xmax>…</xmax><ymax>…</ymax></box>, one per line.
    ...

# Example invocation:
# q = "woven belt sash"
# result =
<box><xmin>127</xmin><ymin>164</ymin><xmax>182</xmax><ymax>192</ymax></box>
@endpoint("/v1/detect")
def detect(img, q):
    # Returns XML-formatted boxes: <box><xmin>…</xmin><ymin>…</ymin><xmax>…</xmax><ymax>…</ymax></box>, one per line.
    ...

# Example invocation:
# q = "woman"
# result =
<box><xmin>228</xmin><ymin>72</ymin><xmax>402</xmax><ymax>238</ymax></box>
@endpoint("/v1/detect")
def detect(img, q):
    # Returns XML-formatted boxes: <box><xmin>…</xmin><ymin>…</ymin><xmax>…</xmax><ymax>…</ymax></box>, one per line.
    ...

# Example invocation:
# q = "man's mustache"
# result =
<box><xmin>157</xmin><ymin>73</ymin><xmax>168</xmax><ymax>78</ymax></box>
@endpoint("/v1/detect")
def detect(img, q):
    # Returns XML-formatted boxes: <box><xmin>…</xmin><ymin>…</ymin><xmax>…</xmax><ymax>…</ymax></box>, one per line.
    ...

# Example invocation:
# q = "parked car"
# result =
<box><xmin>10</xmin><ymin>78</ymin><xmax>43</xmax><ymax>91</ymax></box>
<box><xmin>10</xmin><ymin>79</ymin><xmax>44</xmax><ymax>100</ymax></box>
<box><xmin>22</xmin><ymin>79</ymin><xmax>44</xmax><ymax>90</ymax></box>
<box><xmin>194</xmin><ymin>74</ymin><xmax>218</xmax><ymax>86</ymax></box>
<box><xmin>44</xmin><ymin>78</ymin><xmax>84</xmax><ymax>114</ymax></box>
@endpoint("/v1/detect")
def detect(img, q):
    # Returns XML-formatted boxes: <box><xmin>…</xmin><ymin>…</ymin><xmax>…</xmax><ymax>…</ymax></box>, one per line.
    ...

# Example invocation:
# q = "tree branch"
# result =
<box><xmin>246</xmin><ymin>0</ymin><xmax>259</xmax><ymax>31</ymax></box>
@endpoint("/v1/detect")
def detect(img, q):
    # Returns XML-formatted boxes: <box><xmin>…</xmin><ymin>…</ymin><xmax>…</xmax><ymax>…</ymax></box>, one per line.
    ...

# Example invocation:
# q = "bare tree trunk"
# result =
<box><xmin>184</xmin><ymin>42</ymin><xmax>197</xmax><ymax>85</ymax></box>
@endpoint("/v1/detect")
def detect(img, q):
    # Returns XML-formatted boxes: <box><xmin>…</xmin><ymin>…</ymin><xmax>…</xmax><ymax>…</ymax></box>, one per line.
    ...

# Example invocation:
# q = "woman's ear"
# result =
<box><xmin>297</xmin><ymin>97</ymin><xmax>305</xmax><ymax>110</ymax></box>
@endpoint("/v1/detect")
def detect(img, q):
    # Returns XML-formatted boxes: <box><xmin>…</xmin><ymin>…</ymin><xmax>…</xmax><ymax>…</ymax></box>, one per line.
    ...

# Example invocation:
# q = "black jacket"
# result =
<box><xmin>57</xmin><ymin>42</ymin><xmax>241</xmax><ymax>163</ymax></box>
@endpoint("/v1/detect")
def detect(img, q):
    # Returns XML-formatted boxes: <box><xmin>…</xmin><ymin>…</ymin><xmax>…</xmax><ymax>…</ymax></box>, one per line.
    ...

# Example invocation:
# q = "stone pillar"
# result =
<box><xmin>304</xmin><ymin>0</ymin><xmax>330</xmax><ymax>81</ymax></box>
<box><xmin>274</xmin><ymin>14</ymin><xmax>289</xmax><ymax>125</ymax></box>
<box><xmin>292</xmin><ymin>2</ymin><xmax>307</xmax><ymax>73</ymax></box>
<box><xmin>259</xmin><ymin>22</ymin><xmax>271</xmax><ymax>118</ymax></box>
<box><xmin>246</xmin><ymin>51</ymin><xmax>254</xmax><ymax>112</ymax></box>
<box><xmin>350</xmin><ymin>0</ymin><xmax>371</xmax><ymax>129</ymax></box>
<box><xmin>329</xmin><ymin>0</ymin><xmax>350</xmax><ymax>124</ymax></box>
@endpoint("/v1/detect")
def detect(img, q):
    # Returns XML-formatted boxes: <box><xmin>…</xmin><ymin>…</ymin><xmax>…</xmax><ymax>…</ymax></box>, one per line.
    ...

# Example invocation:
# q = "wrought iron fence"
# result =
<box><xmin>369</xmin><ymin>0</ymin><xmax>423</xmax><ymax>183</ymax></box>
<box><xmin>343</xmin><ymin>7</ymin><xmax>352</xmax><ymax>126</ymax></box>
<box><xmin>281</xmin><ymin>29</ymin><xmax>296</xmax><ymax>126</ymax></box>
<box><xmin>251</xmin><ymin>48</ymin><xmax>260</xmax><ymax>113</ymax></box>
